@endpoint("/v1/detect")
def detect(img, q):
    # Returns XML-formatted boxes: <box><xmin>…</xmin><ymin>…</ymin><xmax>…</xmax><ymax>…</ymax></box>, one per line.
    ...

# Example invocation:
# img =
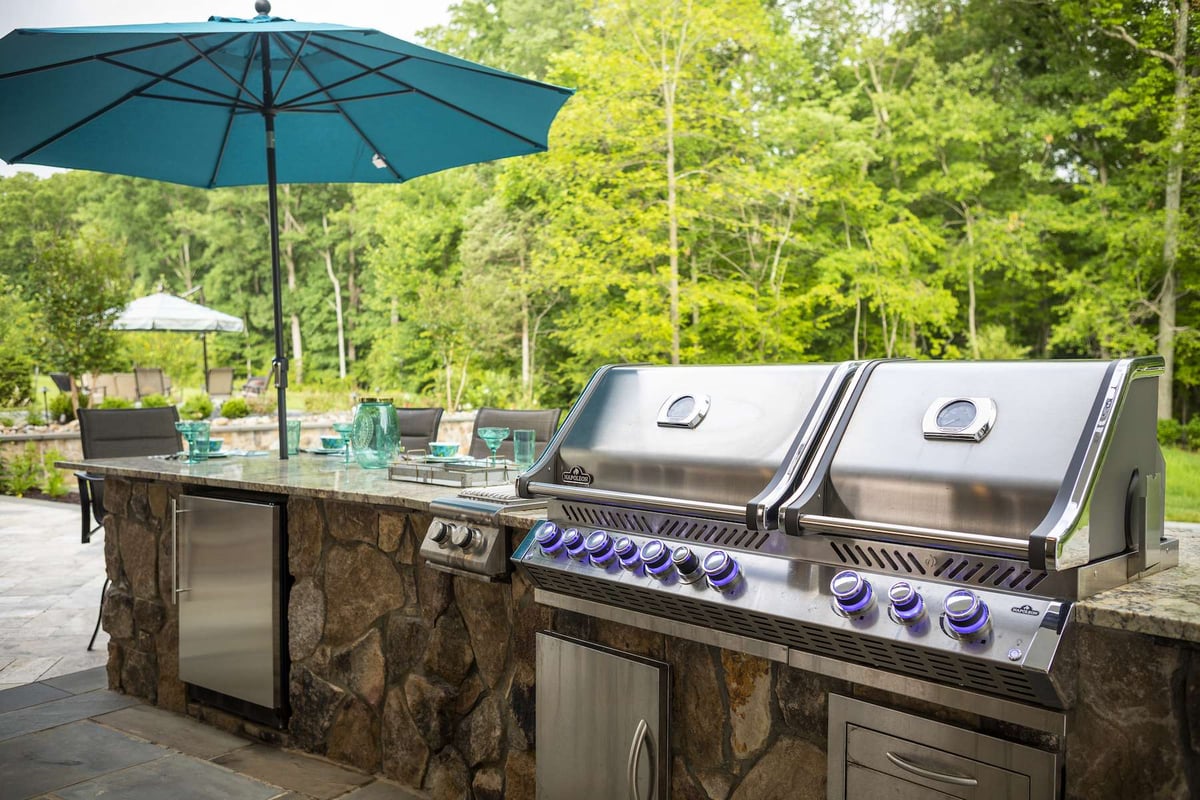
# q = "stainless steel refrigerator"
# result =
<box><xmin>175</xmin><ymin>494</ymin><xmax>285</xmax><ymax>724</ymax></box>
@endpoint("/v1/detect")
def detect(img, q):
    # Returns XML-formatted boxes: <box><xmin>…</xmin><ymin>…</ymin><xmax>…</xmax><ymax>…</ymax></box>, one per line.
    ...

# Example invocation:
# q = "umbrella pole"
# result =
<box><xmin>201</xmin><ymin>332</ymin><xmax>209</xmax><ymax>386</ymax></box>
<box><xmin>261</xmin><ymin>34</ymin><xmax>289</xmax><ymax>459</ymax></box>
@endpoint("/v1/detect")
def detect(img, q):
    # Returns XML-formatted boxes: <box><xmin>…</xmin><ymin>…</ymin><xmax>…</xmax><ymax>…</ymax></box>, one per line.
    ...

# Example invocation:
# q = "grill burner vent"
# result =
<box><xmin>526</xmin><ymin>563</ymin><xmax>1045</xmax><ymax>705</ymax></box>
<box><xmin>826</xmin><ymin>542</ymin><xmax>1049</xmax><ymax>593</ymax></box>
<box><xmin>561</xmin><ymin>503</ymin><xmax>770</xmax><ymax>551</ymax></box>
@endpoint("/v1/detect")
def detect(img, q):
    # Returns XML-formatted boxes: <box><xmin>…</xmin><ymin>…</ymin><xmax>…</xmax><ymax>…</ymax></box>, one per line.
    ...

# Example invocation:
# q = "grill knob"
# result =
<box><xmin>563</xmin><ymin>528</ymin><xmax>588</xmax><ymax>559</ymax></box>
<box><xmin>702</xmin><ymin>550</ymin><xmax>740</xmax><ymax>592</ymax></box>
<box><xmin>451</xmin><ymin>526</ymin><xmax>479</xmax><ymax>551</ymax></box>
<box><xmin>585</xmin><ymin>530</ymin><xmax>616</xmax><ymax>566</ymax></box>
<box><xmin>430</xmin><ymin>521</ymin><xmax>454</xmax><ymax>544</ymax></box>
<box><xmin>640</xmin><ymin>540</ymin><xmax>673</xmax><ymax>578</ymax></box>
<box><xmin>943</xmin><ymin>589</ymin><xmax>991</xmax><ymax>640</ymax></box>
<box><xmin>535</xmin><ymin>522</ymin><xmax>564</xmax><ymax>555</ymax></box>
<box><xmin>887</xmin><ymin>581</ymin><xmax>925</xmax><ymax>624</ymax></box>
<box><xmin>671</xmin><ymin>546</ymin><xmax>703</xmax><ymax>583</ymax></box>
<box><xmin>614</xmin><ymin>536</ymin><xmax>641</xmax><ymax>570</ymax></box>
<box><xmin>831</xmin><ymin>570</ymin><xmax>874</xmax><ymax>615</ymax></box>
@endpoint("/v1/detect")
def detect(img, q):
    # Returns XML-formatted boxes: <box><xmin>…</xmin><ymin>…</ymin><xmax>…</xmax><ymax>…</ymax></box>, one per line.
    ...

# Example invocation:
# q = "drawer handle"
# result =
<box><xmin>885</xmin><ymin>751</ymin><xmax>979</xmax><ymax>787</ymax></box>
<box><xmin>627</xmin><ymin>718</ymin><xmax>652</xmax><ymax>800</ymax></box>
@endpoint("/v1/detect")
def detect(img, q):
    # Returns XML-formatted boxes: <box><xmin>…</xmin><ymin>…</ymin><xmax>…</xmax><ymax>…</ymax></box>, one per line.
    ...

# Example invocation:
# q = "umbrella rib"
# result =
<box><xmin>279</xmin><ymin>88</ymin><xmax>416</xmax><ymax>111</ymax></box>
<box><xmin>293</xmin><ymin>33</ymin><xmax>549</xmax><ymax>151</ymax></box>
<box><xmin>269</xmin><ymin>31</ymin><xmax>310</xmax><ymax>101</ymax></box>
<box><xmin>274</xmin><ymin>55</ymin><xmax>413</xmax><ymax>108</ymax></box>
<box><xmin>270</xmin><ymin>32</ymin><xmax>406</xmax><ymax>181</ymax></box>
<box><xmin>175</xmin><ymin>33</ymin><xmax>265</xmax><ymax>107</ymax></box>
<box><xmin>208</xmin><ymin>36</ymin><xmax>262</xmax><ymax>189</ymax></box>
<box><xmin>0</xmin><ymin>33</ymin><xmax>196</xmax><ymax>79</ymax></box>
<box><xmin>10</xmin><ymin>33</ymin><xmax>245</xmax><ymax>163</ymax></box>
<box><xmin>95</xmin><ymin>57</ymin><xmax>258</xmax><ymax>110</ymax></box>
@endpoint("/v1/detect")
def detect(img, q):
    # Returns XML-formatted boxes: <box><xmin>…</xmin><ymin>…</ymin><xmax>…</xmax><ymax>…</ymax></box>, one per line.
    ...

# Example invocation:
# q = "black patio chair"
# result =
<box><xmin>76</xmin><ymin>406</ymin><xmax>181</xmax><ymax>650</ymax></box>
<box><xmin>468</xmin><ymin>406</ymin><xmax>561</xmax><ymax>461</ymax></box>
<box><xmin>396</xmin><ymin>407</ymin><xmax>444</xmax><ymax>453</ymax></box>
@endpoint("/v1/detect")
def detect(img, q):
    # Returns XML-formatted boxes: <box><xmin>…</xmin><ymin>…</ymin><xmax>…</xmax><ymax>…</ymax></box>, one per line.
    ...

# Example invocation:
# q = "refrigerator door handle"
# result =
<box><xmin>172</xmin><ymin>499</ymin><xmax>189</xmax><ymax>603</ymax></box>
<box><xmin>626</xmin><ymin>718</ymin><xmax>652</xmax><ymax>800</ymax></box>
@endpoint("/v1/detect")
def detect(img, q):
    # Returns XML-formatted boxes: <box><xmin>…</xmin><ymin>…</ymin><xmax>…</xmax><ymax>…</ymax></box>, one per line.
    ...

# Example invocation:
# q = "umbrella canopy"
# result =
<box><xmin>0</xmin><ymin>1</ymin><xmax>573</xmax><ymax>456</ymax></box>
<box><xmin>114</xmin><ymin>292</ymin><xmax>245</xmax><ymax>333</ymax></box>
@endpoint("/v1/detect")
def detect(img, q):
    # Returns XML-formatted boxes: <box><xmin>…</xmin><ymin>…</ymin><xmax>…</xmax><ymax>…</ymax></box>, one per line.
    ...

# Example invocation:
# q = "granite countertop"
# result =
<box><xmin>1074</xmin><ymin>522</ymin><xmax>1200</xmax><ymax>644</ymax></box>
<box><xmin>58</xmin><ymin>454</ymin><xmax>547</xmax><ymax>522</ymax></box>
<box><xmin>58</xmin><ymin>455</ymin><xmax>1199</xmax><ymax>644</ymax></box>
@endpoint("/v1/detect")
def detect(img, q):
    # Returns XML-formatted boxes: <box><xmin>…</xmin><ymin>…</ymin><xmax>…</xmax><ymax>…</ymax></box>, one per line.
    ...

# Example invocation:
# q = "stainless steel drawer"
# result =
<box><xmin>828</xmin><ymin>695</ymin><xmax>1059</xmax><ymax>800</ymax></box>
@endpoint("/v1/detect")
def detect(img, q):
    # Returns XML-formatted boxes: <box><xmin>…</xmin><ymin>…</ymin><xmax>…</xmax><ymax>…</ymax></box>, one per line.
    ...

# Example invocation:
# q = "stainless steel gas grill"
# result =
<box><xmin>512</xmin><ymin>357</ymin><xmax>1177</xmax><ymax>722</ymax></box>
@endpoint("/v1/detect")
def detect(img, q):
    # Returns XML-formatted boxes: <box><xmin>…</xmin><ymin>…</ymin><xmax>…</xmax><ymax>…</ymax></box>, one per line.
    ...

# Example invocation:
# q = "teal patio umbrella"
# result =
<box><xmin>0</xmin><ymin>1</ymin><xmax>572</xmax><ymax>457</ymax></box>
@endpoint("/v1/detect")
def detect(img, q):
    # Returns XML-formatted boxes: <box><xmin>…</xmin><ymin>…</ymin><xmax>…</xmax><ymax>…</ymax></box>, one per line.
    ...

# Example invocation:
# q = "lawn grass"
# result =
<box><xmin>1164</xmin><ymin>446</ymin><xmax>1200</xmax><ymax>523</ymax></box>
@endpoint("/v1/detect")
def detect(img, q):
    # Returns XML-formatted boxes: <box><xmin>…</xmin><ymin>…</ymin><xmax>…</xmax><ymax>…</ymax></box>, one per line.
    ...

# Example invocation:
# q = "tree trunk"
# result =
<box><xmin>322</xmin><ymin>215</ymin><xmax>347</xmax><ymax>379</ymax></box>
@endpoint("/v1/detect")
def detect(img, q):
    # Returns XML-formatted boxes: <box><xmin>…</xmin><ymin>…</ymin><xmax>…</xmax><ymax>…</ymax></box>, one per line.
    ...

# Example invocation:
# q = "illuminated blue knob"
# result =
<box><xmin>640</xmin><ymin>540</ymin><xmax>673</xmax><ymax>578</ymax></box>
<box><xmin>615</xmin><ymin>536</ymin><xmax>641</xmax><ymax>570</ymax></box>
<box><xmin>585</xmin><ymin>530</ymin><xmax>616</xmax><ymax>566</ymax></box>
<box><xmin>535</xmin><ymin>522</ymin><xmax>563</xmax><ymax>555</ymax></box>
<box><xmin>563</xmin><ymin>528</ymin><xmax>587</xmax><ymax>559</ymax></box>
<box><xmin>702</xmin><ymin>550</ymin><xmax>740</xmax><ymax>591</ymax></box>
<box><xmin>672</xmin><ymin>546</ymin><xmax>703</xmax><ymax>583</ymax></box>
<box><xmin>943</xmin><ymin>590</ymin><xmax>990</xmax><ymax>639</ymax></box>
<box><xmin>831</xmin><ymin>570</ymin><xmax>873</xmax><ymax>615</ymax></box>
<box><xmin>888</xmin><ymin>582</ymin><xmax>925</xmax><ymax>624</ymax></box>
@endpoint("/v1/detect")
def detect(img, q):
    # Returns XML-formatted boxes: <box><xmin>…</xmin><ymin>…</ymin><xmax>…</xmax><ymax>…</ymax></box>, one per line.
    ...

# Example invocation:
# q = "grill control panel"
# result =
<box><xmin>515</xmin><ymin>521</ymin><xmax>1072</xmax><ymax>706</ymax></box>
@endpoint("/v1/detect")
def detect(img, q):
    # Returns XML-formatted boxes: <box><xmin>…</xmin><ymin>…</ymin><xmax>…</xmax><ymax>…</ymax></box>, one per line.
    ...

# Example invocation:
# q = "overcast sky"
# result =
<box><xmin>0</xmin><ymin>0</ymin><xmax>454</xmax><ymax>178</ymax></box>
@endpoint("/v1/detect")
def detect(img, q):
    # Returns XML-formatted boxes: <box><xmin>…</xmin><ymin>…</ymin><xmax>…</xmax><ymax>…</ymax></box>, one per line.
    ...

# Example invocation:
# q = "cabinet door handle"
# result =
<box><xmin>885</xmin><ymin>751</ymin><xmax>979</xmax><ymax>787</ymax></box>
<box><xmin>627</xmin><ymin>718</ymin><xmax>653</xmax><ymax>800</ymax></box>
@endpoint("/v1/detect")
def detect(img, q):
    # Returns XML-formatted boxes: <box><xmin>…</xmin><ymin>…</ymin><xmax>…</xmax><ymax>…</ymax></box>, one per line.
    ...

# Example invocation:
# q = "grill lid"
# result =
<box><xmin>518</xmin><ymin>363</ymin><xmax>857</xmax><ymax>528</ymax></box>
<box><xmin>785</xmin><ymin>357</ymin><xmax>1165</xmax><ymax>570</ymax></box>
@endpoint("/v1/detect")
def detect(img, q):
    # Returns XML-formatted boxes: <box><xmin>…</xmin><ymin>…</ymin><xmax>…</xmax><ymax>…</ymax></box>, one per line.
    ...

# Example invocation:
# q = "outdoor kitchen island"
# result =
<box><xmin>62</xmin><ymin>453</ymin><xmax>1200</xmax><ymax>800</ymax></box>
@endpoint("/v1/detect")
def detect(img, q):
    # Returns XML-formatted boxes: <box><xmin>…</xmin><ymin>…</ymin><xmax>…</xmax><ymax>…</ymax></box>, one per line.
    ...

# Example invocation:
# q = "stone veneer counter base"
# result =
<box><xmin>59</xmin><ymin>456</ymin><xmax>1200</xmax><ymax>799</ymax></box>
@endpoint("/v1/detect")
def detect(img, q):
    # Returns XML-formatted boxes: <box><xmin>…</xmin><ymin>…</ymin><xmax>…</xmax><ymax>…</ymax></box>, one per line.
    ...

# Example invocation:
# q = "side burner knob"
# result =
<box><xmin>535</xmin><ymin>522</ymin><xmax>564</xmax><ymax>555</ymax></box>
<box><xmin>563</xmin><ymin>528</ymin><xmax>588</xmax><ymax>560</ymax></box>
<box><xmin>831</xmin><ymin>570</ymin><xmax>874</xmax><ymax>616</ymax></box>
<box><xmin>671</xmin><ymin>546</ymin><xmax>703</xmax><ymax>583</ymax></box>
<box><xmin>430</xmin><ymin>521</ymin><xmax>454</xmax><ymax>544</ymax></box>
<box><xmin>943</xmin><ymin>589</ymin><xmax>990</xmax><ymax>640</ymax></box>
<box><xmin>451</xmin><ymin>526</ymin><xmax>479</xmax><ymax>551</ymax></box>
<box><xmin>702</xmin><ymin>550</ymin><xmax>740</xmax><ymax>592</ymax></box>
<box><xmin>585</xmin><ymin>530</ymin><xmax>616</xmax><ymax>566</ymax></box>
<box><xmin>887</xmin><ymin>581</ymin><xmax>925</xmax><ymax>624</ymax></box>
<box><xmin>640</xmin><ymin>540</ymin><xmax>673</xmax><ymax>578</ymax></box>
<box><xmin>614</xmin><ymin>536</ymin><xmax>641</xmax><ymax>570</ymax></box>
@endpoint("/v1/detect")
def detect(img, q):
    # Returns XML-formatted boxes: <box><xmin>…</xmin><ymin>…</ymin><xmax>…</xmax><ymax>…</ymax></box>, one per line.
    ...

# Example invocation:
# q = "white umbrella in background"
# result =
<box><xmin>113</xmin><ymin>292</ymin><xmax>245</xmax><ymax>376</ymax></box>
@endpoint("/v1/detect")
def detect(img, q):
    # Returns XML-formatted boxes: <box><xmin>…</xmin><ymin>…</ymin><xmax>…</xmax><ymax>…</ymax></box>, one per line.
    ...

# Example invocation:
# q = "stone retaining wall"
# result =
<box><xmin>98</xmin><ymin>475</ymin><xmax>1199</xmax><ymax>799</ymax></box>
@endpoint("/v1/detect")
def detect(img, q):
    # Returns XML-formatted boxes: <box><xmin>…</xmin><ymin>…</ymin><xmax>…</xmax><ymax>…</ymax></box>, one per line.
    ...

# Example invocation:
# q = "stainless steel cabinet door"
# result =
<box><xmin>176</xmin><ymin>495</ymin><xmax>280</xmax><ymax>710</ymax></box>
<box><xmin>536</xmin><ymin>632</ymin><xmax>669</xmax><ymax>799</ymax></box>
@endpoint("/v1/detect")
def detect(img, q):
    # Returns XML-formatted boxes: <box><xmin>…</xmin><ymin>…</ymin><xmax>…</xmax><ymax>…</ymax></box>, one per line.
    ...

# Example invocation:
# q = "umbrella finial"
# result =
<box><xmin>255</xmin><ymin>1</ymin><xmax>271</xmax><ymax>15</ymax></box>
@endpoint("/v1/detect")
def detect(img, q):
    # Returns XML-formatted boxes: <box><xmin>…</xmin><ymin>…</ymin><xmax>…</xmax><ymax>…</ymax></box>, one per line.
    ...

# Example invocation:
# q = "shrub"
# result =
<box><xmin>5</xmin><ymin>443</ymin><xmax>42</xmax><ymax>497</ymax></box>
<box><xmin>1185</xmin><ymin>418</ymin><xmax>1200</xmax><ymax>451</ymax></box>
<box><xmin>49</xmin><ymin>392</ymin><xmax>75</xmax><ymax>423</ymax></box>
<box><xmin>180</xmin><ymin>394</ymin><xmax>213</xmax><ymax>420</ymax></box>
<box><xmin>99</xmin><ymin>397</ymin><xmax>134</xmax><ymax>409</ymax></box>
<box><xmin>140</xmin><ymin>393</ymin><xmax>170</xmax><ymax>408</ymax></box>
<box><xmin>0</xmin><ymin>415</ymin><xmax>13</xmax><ymax>427</ymax></box>
<box><xmin>219</xmin><ymin>397</ymin><xmax>250</xmax><ymax>419</ymax></box>
<box><xmin>42</xmin><ymin>449</ymin><xmax>69</xmax><ymax>497</ymax></box>
<box><xmin>248</xmin><ymin>393</ymin><xmax>277</xmax><ymax>415</ymax></box>
<box><xmin>25</xmin><ymin>410</ymin><xmax>46</xmax><ymax>426</ymax></box>
<box><xmin>1157</xmin><ymin>419</ymin><xmax>1183</xmax><ymax>448</ymax></box>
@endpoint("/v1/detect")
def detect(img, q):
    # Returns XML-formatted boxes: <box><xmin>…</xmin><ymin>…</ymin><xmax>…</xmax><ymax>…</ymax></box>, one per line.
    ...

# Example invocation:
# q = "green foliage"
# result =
<box><xmin>4</xmin><ymin>444</ymin><xmax>42</xmax><ymax>497</ymax></box>
<box><xmin>99</xmin><ymin>397</ymin><xmax>134</xmax><ymax>409</ymax></box>
<box><xmin>248</xmin><ymin>394</ymin><xmax>278</xmax><ymax>415</ymax></box>
<box><xmin>218</xmin><ymin>397</ymin><xmax>250</xmax><ymax>419</ymax></box>
<box><xmin>49</xmin><ymin>392</ymin><xmax>76</xmax><ymax>422</ymax></box>
<box><xmin>24</xmin><ymin>411</ymin><xmax>46</xmax><ymax>426</ymax></box>
<box><xmin>0</xmin><ymin>277</ymin><xmax>36</xmax><ymax>406</ymax></box>
<box><xmin>42</xmin><ymin>450</ymin><xmax>69</xmax><ymax>498</ymax></box>
<box><xmin>1184</xmin><ymin>418</ymin><xmax>1200</xmax><ymax>451</ymax></box>
<box><xmin>0</xmin><ymin>415</ymin><xmax>13</xmax><ymax>427</ymax></box>
<box><xmin>179</xmin><ymin>395</ymin><xmax>213</xmax><ymax>420</ymax></box>
<box><xmin>1158</xmin><ymin>418</ymin><xmax>1184</xmax><ymax>448</ymax></box>
<box><xmin>140</xmin><ymin>394</ymin><xmax>170</xmax><ymax>408</ymax></box>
